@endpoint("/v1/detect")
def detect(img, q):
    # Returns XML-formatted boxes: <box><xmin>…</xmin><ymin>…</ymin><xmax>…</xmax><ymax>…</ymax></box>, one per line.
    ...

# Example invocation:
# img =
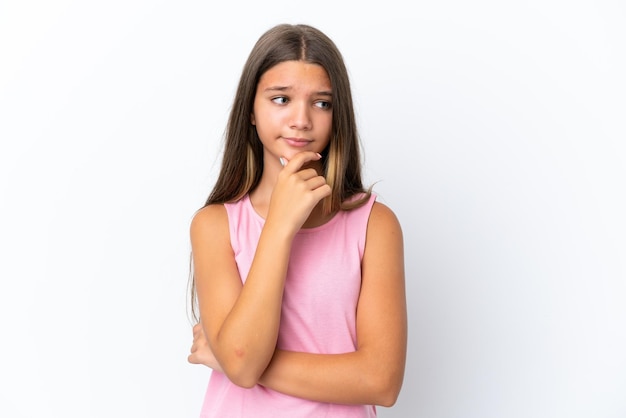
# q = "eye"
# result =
<box><xmin>315</xmin><ymin>100</ymin><xmax>332</xmax><ymax>110</ymax></box>
<box><xmin>271</xmin><ymin>96</ymin><xmax>288</xmax><ymax>105</ymax></box>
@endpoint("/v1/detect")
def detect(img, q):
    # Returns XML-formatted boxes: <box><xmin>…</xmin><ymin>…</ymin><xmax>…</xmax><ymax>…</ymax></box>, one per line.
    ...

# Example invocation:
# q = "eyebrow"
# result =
<box><xmin>263</xmin><ymin>86</ymin><xmax>333</xmax><ymax>97</ymax></box>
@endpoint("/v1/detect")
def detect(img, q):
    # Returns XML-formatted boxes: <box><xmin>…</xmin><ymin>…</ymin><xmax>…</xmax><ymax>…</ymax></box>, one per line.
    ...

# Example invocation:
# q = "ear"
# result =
<box><xmin>251</xmin><ymin>112</ymin><xmax>256</xmax><ymax>125</ymax></box>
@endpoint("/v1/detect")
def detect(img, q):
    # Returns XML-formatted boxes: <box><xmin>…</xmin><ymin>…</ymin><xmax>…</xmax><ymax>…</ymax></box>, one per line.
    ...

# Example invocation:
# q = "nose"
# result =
<box><xmin>289</xmin><ymin>101</ymin><xmax>312</xmax><ymax>130</ymax></box>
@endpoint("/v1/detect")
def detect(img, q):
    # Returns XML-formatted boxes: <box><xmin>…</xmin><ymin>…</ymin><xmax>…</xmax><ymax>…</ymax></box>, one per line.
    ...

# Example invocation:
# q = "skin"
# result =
<box><xmin>249</xmin><ymin>60</ymin><xmax>334</xmax><ymax>227</ymax></box>
<box><xmin>189</xmin><ymin>60</ymin><xmax>407</xmax><ymax>407</ymax></box>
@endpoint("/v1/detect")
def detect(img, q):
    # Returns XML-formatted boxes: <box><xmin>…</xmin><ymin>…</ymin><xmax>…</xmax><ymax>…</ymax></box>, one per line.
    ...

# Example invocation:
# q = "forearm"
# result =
<box><xmin>258</xmin><ymin>348</ymin><xmax>403</xmax><ymax>407</ymax></box>
<box><xmin>212</xmin><ymin>223</ymin><xmax>294</xmax><ymax>386</ymax></box>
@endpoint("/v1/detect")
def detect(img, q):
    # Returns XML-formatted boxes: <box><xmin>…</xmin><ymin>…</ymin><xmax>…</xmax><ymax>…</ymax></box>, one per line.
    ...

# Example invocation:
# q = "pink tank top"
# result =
<box><xmin>199</xmin><ymin>193</ymin><xmax>378</xmax><ymax>418</ymax></box>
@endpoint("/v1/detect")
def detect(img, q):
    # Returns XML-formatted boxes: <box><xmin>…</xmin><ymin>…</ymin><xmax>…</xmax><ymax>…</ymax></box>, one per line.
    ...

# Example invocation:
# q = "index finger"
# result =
<box><xmin>280</xmin><ymin>152</ymin><xmax>322</xmax><ymax>173</ymax></box>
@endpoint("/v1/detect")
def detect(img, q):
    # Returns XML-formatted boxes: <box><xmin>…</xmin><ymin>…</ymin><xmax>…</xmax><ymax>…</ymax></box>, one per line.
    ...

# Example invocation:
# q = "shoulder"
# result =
<box><xmin>368</xmin><ymin>201</ymin><xmax>402</xmax><ymax>234</ymax></box>
<box><xmin>190</xmin><ymin>204</ymin><xmax>229</xmax><ymax>243</ymax></box>
<box><xmin>191</xmin><ymin>203</ymin><xmax>227</xmax><ymax>229</ymax></box>
<box><xmin>364</xmin><ymin>201</ymin><xmax>404</xmax><ymax>252</ymax></box>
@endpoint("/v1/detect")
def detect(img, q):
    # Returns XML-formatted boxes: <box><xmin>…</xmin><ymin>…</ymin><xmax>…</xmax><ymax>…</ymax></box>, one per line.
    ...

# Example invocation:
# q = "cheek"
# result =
<box><xmin>255</xmin><ymin>107</ymin><xmax>282</xmax><ymax>128</ymax></box>
<box><xmin>252</xmin><ymin>110</ymin><xmax>280</xmax><ymax>142</ymax></box>
<box><xmin>319</xmin><ymin>115</ymin><xmax>333</xmax><ymax>142</ymax></box>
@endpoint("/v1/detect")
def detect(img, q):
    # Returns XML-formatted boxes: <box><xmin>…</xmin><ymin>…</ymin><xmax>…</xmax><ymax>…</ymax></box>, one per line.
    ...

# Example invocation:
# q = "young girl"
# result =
<box><xmin>188</xmin><ymin>23</ymin><xmax>407</xmax><ymax>417</ymax></box>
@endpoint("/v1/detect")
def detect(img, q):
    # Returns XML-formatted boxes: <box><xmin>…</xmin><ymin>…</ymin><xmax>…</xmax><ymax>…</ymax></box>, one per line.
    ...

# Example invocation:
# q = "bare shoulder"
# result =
<box><xmin>190</xmin><ymin>203</ymin><xmax>229</xmax><ymax>244</ymax></box>
<box><xmin>368</xmin><ymin>201</ymin><xmax>403</xmax><ymax>237</ymax></box>
<box><xmin>363</xmin><ymin>201</ymin><xmax>404</xmax><ymax>263</ymax></box>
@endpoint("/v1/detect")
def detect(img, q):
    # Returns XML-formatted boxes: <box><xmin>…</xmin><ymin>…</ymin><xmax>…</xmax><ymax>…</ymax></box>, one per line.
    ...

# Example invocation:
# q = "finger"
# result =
<box><xmin>193</xmin><ymin>323</ymin><xmax>205</xmax><ymax>339</ymax></box>
<box><xmin>281</xmin><ymin>152</ymin><xmax>321</xmax><ymax>173</ymax></box>
<box><xmin>295</xmin><ymin>167</ymin><xmax>323</xmax><ymax>181</ymax></box>
<box><xmin>304</xmin><ymin>175</ymin><xmax>329</xmax><ymax>191</ymax></box>
<box><xmin>310</xmin><ymin>183</ymin><xmax>332</xmax><ymax>201</ymax></box>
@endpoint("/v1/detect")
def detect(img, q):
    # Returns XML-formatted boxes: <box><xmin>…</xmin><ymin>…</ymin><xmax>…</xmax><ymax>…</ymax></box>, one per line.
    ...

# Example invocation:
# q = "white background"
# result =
<box><xmin>1</xmin><ymin>1</ymin><xmax>625</xmax><ymax>417</ymax></box>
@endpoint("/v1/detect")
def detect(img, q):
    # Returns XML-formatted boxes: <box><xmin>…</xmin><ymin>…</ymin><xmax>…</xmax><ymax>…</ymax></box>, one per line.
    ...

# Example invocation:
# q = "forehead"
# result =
<box><xmin>258</xmin><ymin>60</ymin><xmax>331</xmax><ymax>90</ymax></box>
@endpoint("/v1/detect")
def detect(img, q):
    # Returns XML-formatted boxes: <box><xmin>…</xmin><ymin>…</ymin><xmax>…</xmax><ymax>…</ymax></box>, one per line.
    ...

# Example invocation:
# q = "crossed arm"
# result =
<box><xmin>189</xmin><ymin>197</ymin><xmax>407</xmax><ymax>407</ymax></box>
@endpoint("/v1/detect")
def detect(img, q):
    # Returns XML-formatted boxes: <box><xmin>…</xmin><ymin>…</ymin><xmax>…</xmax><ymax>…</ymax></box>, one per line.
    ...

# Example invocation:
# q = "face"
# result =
<box><xmin>251</xmin><ymin>60</ymin><xmax>333</xmax><ymax>165</ymax></box>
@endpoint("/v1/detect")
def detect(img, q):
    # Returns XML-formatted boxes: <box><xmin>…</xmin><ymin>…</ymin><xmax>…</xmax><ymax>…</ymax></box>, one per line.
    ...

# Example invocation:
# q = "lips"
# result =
<box><xmin>283</xmin><ymin>137</ymin><xmax>312</xmax><ymax>148</ymax></box>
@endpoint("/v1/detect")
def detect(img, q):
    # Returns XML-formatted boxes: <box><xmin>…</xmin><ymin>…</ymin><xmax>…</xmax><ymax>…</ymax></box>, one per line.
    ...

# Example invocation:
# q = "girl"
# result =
<box><xmin>188</xmin><ymin>23</ymin><xmax>407</xmax><ymax>417</ymax></box>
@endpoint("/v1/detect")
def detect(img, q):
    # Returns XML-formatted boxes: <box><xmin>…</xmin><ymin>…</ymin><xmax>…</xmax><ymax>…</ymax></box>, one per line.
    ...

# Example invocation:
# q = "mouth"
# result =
<box><xmin>283</xmin><ymin>137</ymin><xmax>313</xmax><ymax>148</ymax></box>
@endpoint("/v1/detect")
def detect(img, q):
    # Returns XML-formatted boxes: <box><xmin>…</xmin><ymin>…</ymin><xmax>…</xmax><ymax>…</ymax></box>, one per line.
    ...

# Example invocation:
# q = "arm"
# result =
<box><xmin>191</xmin><ymin>203</ymin><xmax>292</xmax><ymax>388</ymax></box>
<box><xmin>191</xmin><ymin>201</ymin><xmax>407</xmax><ymax>405</ymax></box>
<box><xmin>191</xmin><ymin>152</ymin><xmax>330</xmax><ymax>388</ymax></box>
<box><xmin>258</xmin><ymin>202</ymin><xmax>407</xmax><ymax>406</ymax></box>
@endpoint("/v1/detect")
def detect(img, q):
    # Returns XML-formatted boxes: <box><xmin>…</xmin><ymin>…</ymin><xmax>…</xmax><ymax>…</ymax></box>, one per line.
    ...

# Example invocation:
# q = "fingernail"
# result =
<box><xmin>279</xmin><ymin>157</ymin><xmax>286</xmax><ymax>166</ymax></box>
<box><xmin>316</xmin><ymin>153</ymin><xmax>322</xmax><ymax>158</ymax></box>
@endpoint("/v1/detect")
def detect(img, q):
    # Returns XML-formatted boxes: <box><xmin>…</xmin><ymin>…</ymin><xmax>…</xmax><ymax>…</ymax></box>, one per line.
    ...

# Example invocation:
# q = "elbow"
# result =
<box><xmin>377</xmin><ymin>387</ymin><xmax>401</xmax><ymax>408</ymax></box>
<box><xmin>370</xmin><ymin>370</ymin><xmax>404</xmax><ymax>407</ymax></box>
<box><xmin>373</xmin><ymin>380</ymin><xmax>401</xmax><ymax>407</ymax></box>
<box><xmin>228</xmin><ymin>373</ymin><xmax>258</xmax><ymax>389</ymax></box>
<box><xmin>219</xmin><ymin>350</ymin><xmax>266</xmax><ymax>389</ymax></box>
<box><xmin>221</xmin><ymin>364</ymin><xmax>262</xmax><ymax>389</ymax></box>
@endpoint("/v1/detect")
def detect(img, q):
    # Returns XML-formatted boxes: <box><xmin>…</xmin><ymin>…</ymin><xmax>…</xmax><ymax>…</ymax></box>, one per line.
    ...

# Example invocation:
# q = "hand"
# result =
<box><xmin>188</xmin><ymin>323</ymin><xmax>223</xmax><ymax>372</ymax></box>
<box><xmin>267</xmin><ymin>152</ymin><xmax>331</xmax><ymax>234</ymax></box>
